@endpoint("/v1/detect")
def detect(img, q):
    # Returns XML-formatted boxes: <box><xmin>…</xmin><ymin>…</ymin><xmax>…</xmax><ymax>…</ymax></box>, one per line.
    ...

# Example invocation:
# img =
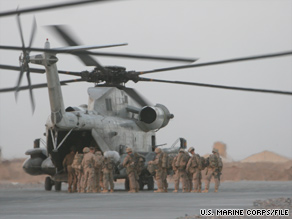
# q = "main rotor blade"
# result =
<box><xmin>56</xmin><ymin>43</ymin><xmax>128</xmax><ymax>52</ymax></box>
<box><xmin>85</xmin><ymin>51</ymin><xmax>198</xmax><ymax>63</ymax></box>
<box><xmin>138</xmin><ymin>51</ymin><xmax>292</xmax><ymax>74</ymax></box>
<box><xmin>0</xmin><ymin>45</ymin><xmax>197</xmax><ymax>63</ymax></box>
<box><xmin>48</xmin><ymin>25</ymin><xmax>105</xmax><ymax>68</ymax></box>
<box><xmin>139</xmin><ymin>77</ymin><xmax>292</xmax><ymax>96</ymax></box>
<box><xmin>0</xmin><ymin>0</ymin><xmax>110</xmax><ymax>17</ymax></box>
<box><xmin>0</xmin><ymin>79</ymin><xmax>84</xmax><ymax>93</ymax></box>
<box><xmin>0</xmin><ymin>64</ymin><xmax>81</xmax><ymax>76</ymax></box>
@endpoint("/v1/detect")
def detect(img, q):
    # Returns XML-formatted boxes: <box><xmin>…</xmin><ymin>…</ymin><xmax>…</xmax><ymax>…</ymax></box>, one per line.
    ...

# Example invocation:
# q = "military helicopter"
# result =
<box><xmin>0</xmin><ymin>1</ymin><xmax>291</xmax><ymax>191</ymax></box>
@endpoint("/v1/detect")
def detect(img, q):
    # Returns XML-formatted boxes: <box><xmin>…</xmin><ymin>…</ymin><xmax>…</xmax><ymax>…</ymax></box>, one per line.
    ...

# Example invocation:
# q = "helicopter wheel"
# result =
<box><xmin>44</xmin><ymin>176</ymin><xmax>52</xmax><ymax>191</ymax></box>
<box><xmin>147</xmin><ymin>176</ymin><xmax>154</xmax><ymax>190</ymax></box>
<box><xmin>54</xmin><ymin>181</ymin><xmax>62</xmax><ymax>191</ymax></box>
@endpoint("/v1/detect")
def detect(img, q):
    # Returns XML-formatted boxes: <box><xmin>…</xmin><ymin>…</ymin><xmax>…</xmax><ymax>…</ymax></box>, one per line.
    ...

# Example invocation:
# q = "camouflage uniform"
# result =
<box><xmin>161</xmin><ymin>152</ymin><xmax>169</xmax><ymax>192</ymax></box>
<box><xmin>186</xmin><ymin>147</ymin><xmax>202</xmax><ymax>193</ymax></box>
<box><xmin>62</xmin><ymin>150</ymin><xmax>76</xmax><ymax>193</ymax></box>
<box><xmin>102</xmin><ymin>157</ymin><xmax>115</xmax><ymax>193</ymax></box>
<box><xmin>149</xmin><ymin>148</ymin><xmax>165</xmax><ymax>192</ymax></box>
<box><xmin>123</xmin><ymin>147</ymin><xmax>138</xmax><ymax>193</ymax></box>
<box><xmin>93</xmin><ymin>151</ymin><xmax>103</xmax><ymax>193</ymax></box>
<box><xmin>81</xmin><ymin>147</ymin><xmax>95</xmax><ymax>193</ymax></box>
<box><xmin>184</xmin><ymin>151</ymin><xmax>192</xmax><ymax>192</ymax></box>
<box><xmin>172</xmin><ymin>149</ymin><xmax>188</xmax><ymax>192</ymax></box>
<box><xmin>134</xmin><ymin>152</ymin><xmax>145</xmax><ymax>192</ymax></box>
<box><xmin>71</xmin><ymin>152</ymin><xmax>84</xmax><ymax>193</ymax></box>
<box><xmin>203</xmin><ymin>148</ymin><xmax>223</xmax><ymax>193</ymax></box>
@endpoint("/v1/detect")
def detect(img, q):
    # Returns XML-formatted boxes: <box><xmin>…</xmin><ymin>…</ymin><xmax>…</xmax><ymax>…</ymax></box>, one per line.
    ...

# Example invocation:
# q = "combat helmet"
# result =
<box><xmin>212</xmin><ymin>148</ymin><xmax>219</xmax><ymax>153</ymax></box>
<box><xmin>188</xmin><ymin>147</ymin><xmax>195</xmax><ymax>153</ymax></box>
<box><xmin>154</xmin><ymin>147</ymin><xmax>161</xmax><ymax>153</ymax></box>
<box><xmin>83</xmin><ymin>147</ymin><xmax>90</xmax><ymax>153</ymax></box>
<box><xmin>126</xmin><ymin>147</ymin><xmax>132</xmax><ymax>153</ymax></box>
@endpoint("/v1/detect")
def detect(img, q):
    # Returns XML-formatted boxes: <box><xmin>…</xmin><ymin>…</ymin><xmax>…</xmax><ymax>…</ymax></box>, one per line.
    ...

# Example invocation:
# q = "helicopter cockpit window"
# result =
<box><xmin>105</xmin><ymin>98</ymin><xmax>112</xmax><ymax>111</ymax></box>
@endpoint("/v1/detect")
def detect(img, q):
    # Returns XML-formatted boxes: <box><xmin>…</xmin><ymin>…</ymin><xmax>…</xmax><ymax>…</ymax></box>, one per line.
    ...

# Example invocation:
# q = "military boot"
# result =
<box><xmin>173</xmin><ymin>190</ymin><xmax>178</xmax><ymax>193</ymax></box>
<box><xmin>164</xmin><ymin>188</ymin><xmax>168</xmax><ymax>193</ymax></box>
<box><xmin>182</xmin><ymin>189</ymin><xmax>189</xmax><ymax>193</ymax></box>
<box><xmin>202</xmin><ymin>189</ymin><xmax>209</xmax><ymax>193</ymax></box>
<box><xmin>214</xmin><ymin>189</ymin><xmax>218</xmax><ymax>193</ymax></box>
<box><xmin>110</xmin><ymin>189</ymin><xmax>114</xmax><ymax>193</ymax></box>
<box><xmin>128</xmin><ymin>189</ymin><xmax>136</xmax><ymax>193</ymax></box>
<box><xmin>197</xmin><ymin>189</ymin><xmax>201</xmax><ymax>193</ymax></box>
<box><xmin>191</xmin><ymin>190</ymin><xmax>198</xmax><ymax>193</ymax></box>
<box><xmin>102</xmin><ymin>189</ymin><xmax>108</xmax><ymax>193</ymax></box>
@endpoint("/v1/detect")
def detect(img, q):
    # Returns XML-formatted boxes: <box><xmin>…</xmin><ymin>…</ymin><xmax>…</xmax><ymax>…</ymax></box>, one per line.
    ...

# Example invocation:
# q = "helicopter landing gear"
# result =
<box><xmin>44</xmin><ymin>176</ymin><xmax>62</xmax><ymax>191</ymax></box>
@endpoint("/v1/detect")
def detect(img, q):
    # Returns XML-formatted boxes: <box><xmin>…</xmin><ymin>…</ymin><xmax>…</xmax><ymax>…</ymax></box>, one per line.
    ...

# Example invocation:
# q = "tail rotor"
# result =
<box><xmin>15</xmin><ymin>14</ymin><xmax>37</xmax><ymax>112</ymax></box>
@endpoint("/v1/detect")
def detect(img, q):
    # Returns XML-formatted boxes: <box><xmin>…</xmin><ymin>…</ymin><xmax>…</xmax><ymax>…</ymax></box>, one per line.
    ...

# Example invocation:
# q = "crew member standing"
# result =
<box><xmin>186</xmin><ymin>147</ymin><xmax>202</xmax><ymax>193</ymax></box>
<box><xmin>93</xmin><ymin>151</ymin><xmax>103</xmax><ymax>193</ymax></box>
<box><xmin>81</xmin><ymin>147</ymin><xmax>95</xmax><ymax>193</ymax></box>
<box><xmin>172</xmin><ymin>149</ymin><xmax>188</xmax><ymax>192</ymax></box>
<box><xmin>148</xmin><ymin>148</ymin><xmax>166</xmax><ymax>193</ymax></box>
<box><xmin>71</xmin><ymin>151</ymin><xmax>84</xmax><ymax>193</ymax></box>
<box><xmin>102</xmin><ymin>156</ymin><xmax>115</xmax><ymax>193</ymax></box>
<box><xmin>122</xmin><ymin>147</ymin><xmax>138</xmax><ymax>193</ymax></box>
<box><xmin>62</xmin><ymin>147</ymin><xmax>76</xmax><ymax>193</ymax></box>
<box><xmin>202</xmin><ymin>148</ymin><xmax>223</xmax><ymax>193</ymax></box>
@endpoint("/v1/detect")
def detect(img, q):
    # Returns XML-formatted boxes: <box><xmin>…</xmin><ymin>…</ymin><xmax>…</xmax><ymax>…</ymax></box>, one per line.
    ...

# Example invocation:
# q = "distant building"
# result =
<box><xmin>203</xmin><ymin>141</ymin><xmax>233</xmax><ymax>163</ymax></box>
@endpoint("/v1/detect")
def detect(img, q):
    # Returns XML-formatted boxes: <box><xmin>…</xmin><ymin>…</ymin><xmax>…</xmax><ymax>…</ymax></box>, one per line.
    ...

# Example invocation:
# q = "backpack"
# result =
<box><xmin>71</xmin><ymin>153</ymin><xmax>83</xmax><ymax>170</ymax></box>
<box><xmin>94</xmin><ymin>155</ymin><xmax>103</xmax><ymax>169</ymax></box>
<box><xmin>176</xmin><ymin>153</ymin><xmax>187</xmax><ymax>169</ymax></box>
<box><xmin>105</xmin><ymin>158</ymin><xmax>114</xmax><ymax>171</ymax></box>
<box><xmin>161</xmin><ymin>152</ymin><xmax>169</xmax><ymax>168</ymax></box>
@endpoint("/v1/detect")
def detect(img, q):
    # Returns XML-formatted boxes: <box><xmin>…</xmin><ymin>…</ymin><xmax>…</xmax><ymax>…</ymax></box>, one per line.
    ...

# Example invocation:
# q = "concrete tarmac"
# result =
<box><xmin>0</xmin><ymin>181</ymin><xmax>291</xmax><ymax>219</ymax></box>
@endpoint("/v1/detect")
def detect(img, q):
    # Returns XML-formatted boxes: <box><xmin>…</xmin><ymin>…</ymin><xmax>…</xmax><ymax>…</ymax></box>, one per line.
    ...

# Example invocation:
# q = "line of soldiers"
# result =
<box><xmin>148</xmin><ymin>147</ymin><xmax>223</xmax><ymax>193</ymax></box>
<box><xmin>63</xmin><ymin>146</ymin><xmax>223</xmax><ymax>193</ymax></box>
<box><xmin>63</xmin><ymin>146</ymin><xmax>145</xmax><ymax>193</ymax></box>
<box><xmin>63</xmin><ymin>147</ymin><xmax>116</xmax><ymax>193</ymax></box>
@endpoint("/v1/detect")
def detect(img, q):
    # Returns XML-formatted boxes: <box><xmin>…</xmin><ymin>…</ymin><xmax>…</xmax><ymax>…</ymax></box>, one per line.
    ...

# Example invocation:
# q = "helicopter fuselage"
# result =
<box><xmin>22</xmin><ymin>40</ymin><xmax>173</xmax><ymax>189</ymax></box>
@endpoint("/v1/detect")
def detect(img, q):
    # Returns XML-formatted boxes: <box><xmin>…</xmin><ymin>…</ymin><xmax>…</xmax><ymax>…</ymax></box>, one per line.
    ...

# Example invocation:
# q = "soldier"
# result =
<box><xmin>202</xmin><ymin>148</ymin><xmax>223</xmax><ymax>193</ymax></box>
<box><xmin>93</xmin><ymin>151</ymin><xmax>103</xmax><ymax>193</ymax></box>
<box><xmin>71</xmin><ymin>151</ymin><xmax>84</xmax><ymax>193</ymax></box>
<box><xmin>134</xmin><ymin>152</ymin><xmax>145</xmax><ymax>192</ymax></box>
<box><xmin>172</xmin><ymin>149</ymin><xmax>188</xmax><ymax>192</ymax></box>
<box><xmin>148</xmin><ymin>148</ymin><xmax>167</xmax><ymax>193</ymax></box>
<box><xmin>186</xmin><ymin>147</ymin><xmax>202</xmax><ymax>193</ymax></box>
<box><xmin>80</xmin><ymin>147</ymin><xmax>95</xmax><ymax>193</ymax></box>
<box><xmin>62</xmin><ymin>147</ymin><xmax>76</xmax><ymax>193</ymax></box>
<box><xmin>122</xmin><ymin>147</ymin><xmax>138</xmax><ymax>193</ymax></box>
<box><xmin>184</xmin><ymin>151</ymin><xmax>192</xmax><ymax>192</ymax></box>
<box><xmin>102</xmin><ymin>156</ymin><xmax>115</xmax><ymax>193</ymax></box>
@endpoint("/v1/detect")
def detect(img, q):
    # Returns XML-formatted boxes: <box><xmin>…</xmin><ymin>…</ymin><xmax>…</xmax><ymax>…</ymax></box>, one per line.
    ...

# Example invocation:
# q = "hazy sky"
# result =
<box><xmin>0</xmin><ymin>0</ymin><xmax>291</xmax><ymax>161</ymax></box>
